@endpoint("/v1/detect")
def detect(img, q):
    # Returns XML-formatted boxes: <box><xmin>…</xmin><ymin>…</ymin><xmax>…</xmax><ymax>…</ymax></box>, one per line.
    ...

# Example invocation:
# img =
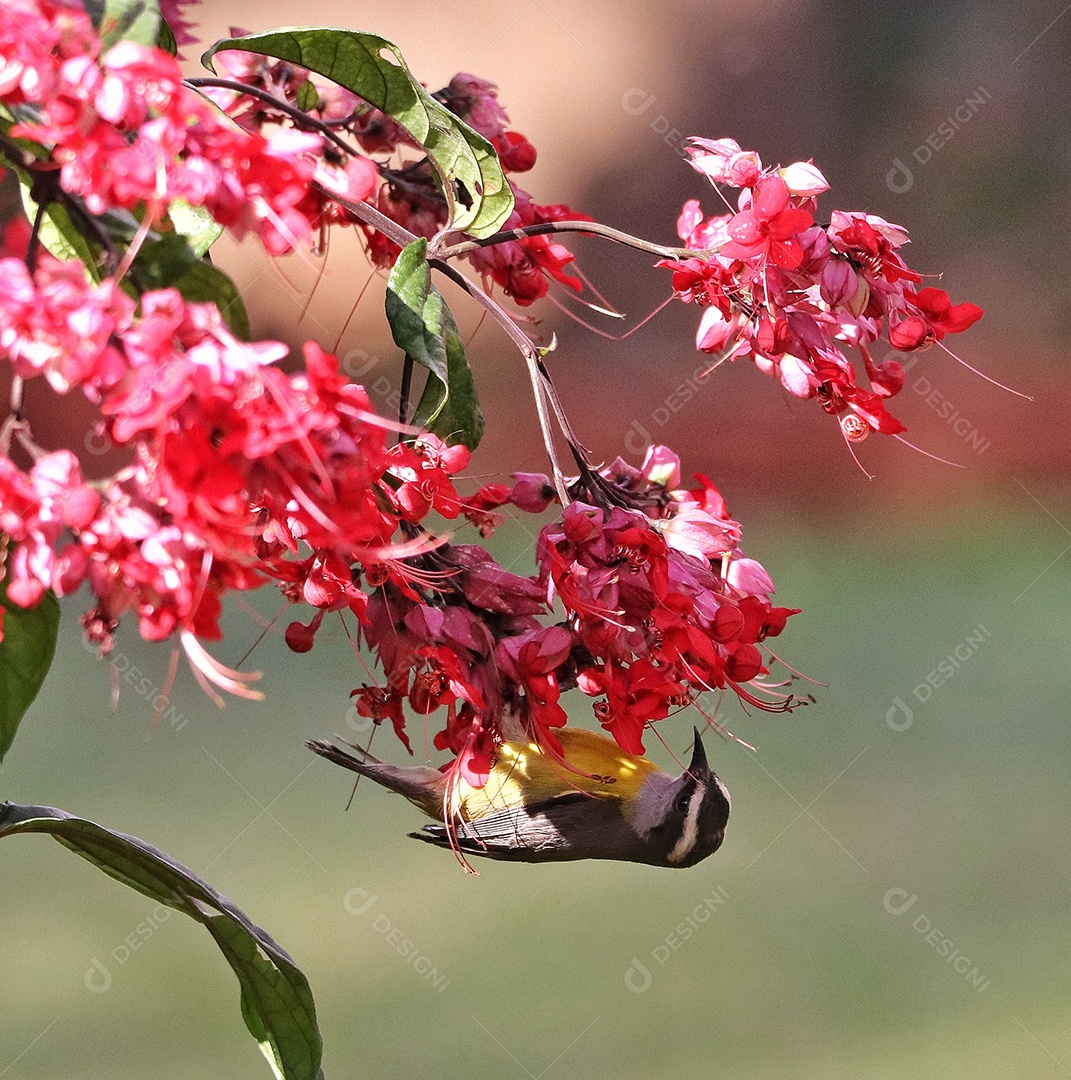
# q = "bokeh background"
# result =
<box><xmin>3</xmin><ymin>1</ymin><xmax>1071</xmax><ymax>1077</ymax></box>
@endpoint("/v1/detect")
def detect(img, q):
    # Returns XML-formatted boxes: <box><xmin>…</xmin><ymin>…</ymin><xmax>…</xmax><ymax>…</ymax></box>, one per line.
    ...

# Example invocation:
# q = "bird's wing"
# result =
<box><xmin>408</xmin><ymin>791</ymin><xmax>633</xmax><ymax>862</ymax></box>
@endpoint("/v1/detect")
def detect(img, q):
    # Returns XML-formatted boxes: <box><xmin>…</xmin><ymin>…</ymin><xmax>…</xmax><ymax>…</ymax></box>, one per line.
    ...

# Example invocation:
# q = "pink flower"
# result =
<box><xmin>721</xmin><ymin>176</ymin><xmax>814</xmax><ymax>269</ymax></box>
<box><xmin>890</xmin><ymin>286</ymin><xmax>984</xmax><ymax>350</ymax></box>
<box><xmin>663</xmin><ymin>137</ymin><xmax>986</xmax><ymax>443</ymax></box>
<box><xmin>440</xmin><ymin>73</ymin><xmax>509</xmax><ymax>142</ymax></box>
<box><xmin>686</xmin><ymin>137</ymin><xmax>762</xmax><ymax>188</ymax></box>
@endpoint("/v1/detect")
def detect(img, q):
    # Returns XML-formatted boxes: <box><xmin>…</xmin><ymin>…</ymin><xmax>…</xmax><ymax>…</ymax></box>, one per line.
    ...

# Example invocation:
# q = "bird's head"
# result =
<box><xmin>627</xmin><ymin>729</ymin><xmax>731</xmax><ymax>868</ymax></box>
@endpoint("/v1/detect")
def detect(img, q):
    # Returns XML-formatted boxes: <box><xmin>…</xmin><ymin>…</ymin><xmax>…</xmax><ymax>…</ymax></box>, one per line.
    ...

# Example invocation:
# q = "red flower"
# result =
<box><xmin>890</xmin><ymin>287</ymin><xmax>984</xmax><ymax>350</ymax></box>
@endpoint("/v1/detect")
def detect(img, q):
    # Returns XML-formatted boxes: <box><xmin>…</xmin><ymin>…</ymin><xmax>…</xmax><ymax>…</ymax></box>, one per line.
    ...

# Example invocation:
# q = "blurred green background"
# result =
<box><xmin>3</xmin><ymin>0</ymin><xmax>1071</xmax><ymax>1078</ymax></box>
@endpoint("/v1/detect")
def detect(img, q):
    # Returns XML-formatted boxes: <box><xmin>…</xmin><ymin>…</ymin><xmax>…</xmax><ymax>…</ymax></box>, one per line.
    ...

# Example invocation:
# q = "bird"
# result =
<box><xmin>307</xmin><ymin>725</ymin><xmax>730</xmax><ymax>867</ymax></box>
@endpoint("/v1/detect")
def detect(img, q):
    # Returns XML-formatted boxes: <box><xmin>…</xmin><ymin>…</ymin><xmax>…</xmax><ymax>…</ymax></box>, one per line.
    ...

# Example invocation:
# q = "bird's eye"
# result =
<box><xmin>674</xmin><ymin>790</ymin><xmax>692</xmax><ymax>815</ymax></box>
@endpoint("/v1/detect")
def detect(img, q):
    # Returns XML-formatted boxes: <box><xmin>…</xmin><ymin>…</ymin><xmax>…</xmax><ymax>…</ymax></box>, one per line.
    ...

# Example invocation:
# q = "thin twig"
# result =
<box><xmin>320</xmin><ymin>181</ymin><xmax>420</xmax><ymax>250</ymax></box>
<box><xmin>184</xmin><ymin>77</ymin><xmax>363</xmax><ymax>158</ymax></box>
<box><xmin>428</xmin><ymin>257</ymin><xmax>570</xmax><ymax>504</ymax></box>
<box><xmin>432</xmin><ymin>219</ymin><xmax>707</xmax><ymax>262</ymax></box>
<box><xmin>324</xmin><ymin>184</ymin><xmax>573</xmax><ymax>495</ymax></box>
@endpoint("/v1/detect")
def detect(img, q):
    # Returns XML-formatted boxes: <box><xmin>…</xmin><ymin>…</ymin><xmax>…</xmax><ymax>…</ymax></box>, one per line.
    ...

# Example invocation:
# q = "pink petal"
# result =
<box><xmin>727</xmin><ymin>210</ymin><xmax>762</xmax><ymax>244</ymax></box>
<box><xmin>752</xmin><ymin>177</ymin><xmax>790</xmax><ymax>220</ymax></box>
<box><xmin>779</xmin><ymin>354</ymin><xmax>815</xmax><ymax>398</ymax></box>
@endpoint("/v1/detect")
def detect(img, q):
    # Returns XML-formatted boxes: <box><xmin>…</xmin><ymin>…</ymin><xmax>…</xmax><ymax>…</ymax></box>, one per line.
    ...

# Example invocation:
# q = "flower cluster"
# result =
<box><xmin>205</xmin><ymin>49</ymin><xmax>589</xmax><ymax>305</ymax></box>
<box><xmin>542</xmin><ymin>448</ymin><xmax>802</xmax><ymax>753</ymax></box>
<box><xmin>2</xmin><ymin>1</ymin><xmax>371</xmax><ymax>256</ymax></box>
<box><xmin>0</xmin><ymin>250</ymin><xmax>472</xmax><ymax>695</ymax></box>
<box><xmin>662</xmin><ymin>137</ymin><xmax>984</xmax><ymax>442</ymax></box>
<box><xmin>325</xmin><ymin>446</ymin><xmax>801</xmax><ymax>786</ymax></box>
<box><xmin>9</xmin><ymin>5</ymin><xmax>990</xmax><ymax>790</ymax></box>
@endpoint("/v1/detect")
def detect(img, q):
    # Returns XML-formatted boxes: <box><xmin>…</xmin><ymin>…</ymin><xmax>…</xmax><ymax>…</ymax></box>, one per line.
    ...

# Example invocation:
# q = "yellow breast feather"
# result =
<box><xmin>457</xmin><ymin>727</ymin><xmax>658</xmax><ymax>821</ymax></box>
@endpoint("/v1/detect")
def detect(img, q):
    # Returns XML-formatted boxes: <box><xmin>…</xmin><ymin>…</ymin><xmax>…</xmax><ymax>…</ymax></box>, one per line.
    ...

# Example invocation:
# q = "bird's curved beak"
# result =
<box><xmin>688</xmin><ymin>727</ymin><xmax>711</xmax><ymax>778</ymax></box>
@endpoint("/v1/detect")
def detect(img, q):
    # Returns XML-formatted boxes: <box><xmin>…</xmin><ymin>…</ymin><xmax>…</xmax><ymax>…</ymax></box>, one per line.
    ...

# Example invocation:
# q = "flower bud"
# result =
<box><xmin>510</xmin><ymin>473</ymin><xmax>556</xmax><ymax>513</ymax></box>
<box><xmin>725</xmin><ymin>643</ymin><xmax>763</xmax><ymax>683</ymax></box>
<box><xmin>888</xmin><ymin>315</ymin><xmax>931</xmax><ymax>351</ymax></box>
<box><xmin>780</xmin><ymin>160</ymin><xmax>830</xmax><ymax>196</ymax></box>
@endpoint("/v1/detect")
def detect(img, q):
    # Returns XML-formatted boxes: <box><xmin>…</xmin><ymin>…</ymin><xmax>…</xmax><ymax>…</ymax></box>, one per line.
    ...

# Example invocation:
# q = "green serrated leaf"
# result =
<box><xmin>0</xmin><ymin>803</ymin><xmax>323</xmax><ymax>1080</ymax></box>
<box><xmin>172</xmin><ymin>260</ymin><xmax>251</xmax><ymax>340</ymax></box>
<box><xmin>0</xmin><ymin>581</ymin><xmax>59</xmax><ymax>764</ymax></box>
<box><xmin>202</xmin><ymin>28</ymin><xmax>514</xmax><ymax>238</ymax></box>
<box><xmin>82</xmin><ymin>0</ymin><xmax>161</xmax><ymax>49</ymax></box>
<box><xmin>386</xmin><ymin>239</ymin><xmax>483</xmax><ymax>450</ymax></box>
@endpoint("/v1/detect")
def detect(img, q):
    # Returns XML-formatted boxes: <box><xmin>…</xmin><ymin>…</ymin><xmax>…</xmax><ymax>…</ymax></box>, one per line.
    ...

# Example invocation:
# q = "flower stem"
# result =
<box><xmin>184</xmin><ymin>78</ymin><xmax>363</xmax><ymax>158</ymax></box>
<box><xmin>432</xmin><ymin>220</ymin><xmax>705</xmax><ymax>262</ymax></box>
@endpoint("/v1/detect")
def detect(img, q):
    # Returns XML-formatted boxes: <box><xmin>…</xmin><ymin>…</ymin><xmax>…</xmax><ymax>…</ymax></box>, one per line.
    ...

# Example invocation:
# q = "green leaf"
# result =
<box><xmin>385</xmin><ymin>239</ymin><xmax>483</xmax><ymax>450</ymax></box>
<box><xmin>172</xmin><ymin>260</ymin><xmax>251</xmax><ymax>340</ymax></box>
<box><xmin>202</xmin><ymin>28</ymin><xmax>514</xmax><ymax>238</ymax></box>
<box><xmin>412</xmin><ymin>301</ymin><xmax>483</xmax><ymax>451</ymax></box>
<box><xmin>17</xmin><ymin>174</ymin><xmax>103</xmax><ymax>282</ymax></box>
<box><xmin>0</xmin><ymin>582</ymin><xmax>59</xmax><ymax>764</ymax></box>
<box><xmin>155</xmin><ymin>14</ymin><xmax>177</xmax><ymax>55</ymax></box>
<box><xmin>131</xmin><ymin>230</ymin><xmax>199</xmax><ymax>289</ymax></box>
<box><xmin>82</xmin><ymin>0</ymin><xmax>161</xmax><ymax>49</ymax></box>
<box><xmin>169</xmin><ymin>201</ymin><xmax>224</xmax><ymax>258</ymax></box>
<box><xmin>295</xmin><ymin>80</ymin><xmax>319</xmax><ymax>113</ymax></box>
<box><xmin>0</xmin><ymin>803</ymin><xmax>323</xmax><ymax>1080</ymax></box>
<box><xmin>386</xmin><ymin>240</ymin><xmax>448</xmax><ymax>386</ymax></box>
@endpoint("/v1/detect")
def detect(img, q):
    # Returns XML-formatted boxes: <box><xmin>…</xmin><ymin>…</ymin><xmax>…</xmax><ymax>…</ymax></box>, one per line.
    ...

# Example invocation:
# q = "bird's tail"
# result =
<box><xmin>306</xmin><ymin>738</ymin><xmax>446</xmax><ymax>819</ymax></box>
<box><xmin>306</xmin><ymin>738</ymin><xmax>378</xmax><ymax>772</ymax></box>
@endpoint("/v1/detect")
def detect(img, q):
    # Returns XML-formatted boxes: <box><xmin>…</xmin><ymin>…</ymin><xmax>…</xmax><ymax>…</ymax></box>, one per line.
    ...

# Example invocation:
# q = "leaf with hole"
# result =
<box><xmin>202</xmin><ymin>28</ymin><xmax>513</xmax><ymax>237</ymax></box>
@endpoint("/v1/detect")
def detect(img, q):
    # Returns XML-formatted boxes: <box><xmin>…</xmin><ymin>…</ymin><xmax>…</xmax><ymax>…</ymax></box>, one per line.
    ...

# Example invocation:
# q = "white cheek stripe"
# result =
<box><xmin>668</xmin><ymin>782</ymin><xmax>706</xmax><ymax>863</ymax></box>
<box><xmin>715</xmin><ymin>775</ymin><xmax>731</xmax><ymax>809</ymax></box>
